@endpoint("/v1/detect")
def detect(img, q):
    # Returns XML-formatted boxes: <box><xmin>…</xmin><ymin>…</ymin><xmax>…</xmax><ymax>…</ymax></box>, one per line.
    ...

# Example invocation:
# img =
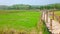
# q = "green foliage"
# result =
<box><xmin>40</xmin><ymin>3</ymin><xmax>60</xmax><ymax>10</ymax></box>
<box><xmin>42</xmin><ymin>21</ymin><xmax>51</xmax><ymax>34</ymax></box>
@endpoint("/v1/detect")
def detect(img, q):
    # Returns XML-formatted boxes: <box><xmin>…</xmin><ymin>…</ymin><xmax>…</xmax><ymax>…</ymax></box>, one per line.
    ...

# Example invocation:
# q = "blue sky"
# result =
<box><xmin>0</xmin><ymin>0</ymin><xmax>60</xmax><ymax>5</ymax></box>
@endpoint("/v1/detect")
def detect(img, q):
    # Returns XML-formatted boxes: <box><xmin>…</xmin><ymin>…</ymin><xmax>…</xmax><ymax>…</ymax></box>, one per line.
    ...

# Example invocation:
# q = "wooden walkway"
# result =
<box><xmin>42</xmin><ymin>11</ymin><xmax>60</xmax><ymax>34</ymax></box>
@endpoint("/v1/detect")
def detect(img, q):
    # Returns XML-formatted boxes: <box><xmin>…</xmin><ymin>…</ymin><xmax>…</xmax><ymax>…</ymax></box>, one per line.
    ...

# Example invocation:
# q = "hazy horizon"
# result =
<box><xmin>0</xmin><ymin>0</ymin><xmax>60</xmax><ymax>6</ymax></box>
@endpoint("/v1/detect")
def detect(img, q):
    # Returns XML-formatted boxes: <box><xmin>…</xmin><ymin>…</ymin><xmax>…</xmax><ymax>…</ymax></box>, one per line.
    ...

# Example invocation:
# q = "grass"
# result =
<box><xmin>0</xmin><ymin>10</ymin><xmax>50</xmax><ymax>34</ymax></box>
<box><xmin>0</xmin><ymin>10</ymin><xmax>41</xmax><ymax>30</ymax></box>
<box><xmin>38</xmin><ymin>19</ymin><xmax>50</xmax><ymax>34</ymax></box>
<box><xmin>54</xmin><ymin>11</ymin><xmax>60</xmax><ymax>16</ymax></box>
<box><xmin>41</xmin><ymin>21</ymin><xmax>51</xmax><ymax>34</ymax></box>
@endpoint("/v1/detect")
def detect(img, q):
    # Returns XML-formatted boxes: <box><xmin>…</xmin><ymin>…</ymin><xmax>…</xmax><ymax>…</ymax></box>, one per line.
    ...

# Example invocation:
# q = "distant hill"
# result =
<box><xmin>0</xmin><ymin>3</ymin><xmax>60</xmax><ymax>10</ymax></box>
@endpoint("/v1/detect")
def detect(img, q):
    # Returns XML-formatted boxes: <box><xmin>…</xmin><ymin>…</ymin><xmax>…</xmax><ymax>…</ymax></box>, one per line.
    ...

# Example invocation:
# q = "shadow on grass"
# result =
<box><xmin>41</xmin><ymin>20</ymin><xmax>51</xmax><ymax>34</ymax></box>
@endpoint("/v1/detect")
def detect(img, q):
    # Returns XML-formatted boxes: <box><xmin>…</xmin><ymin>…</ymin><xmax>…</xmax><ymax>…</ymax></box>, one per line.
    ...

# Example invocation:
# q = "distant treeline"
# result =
<box><xmin>0</xmin><ymin>3</ymin><xmax>60</xmax><ymax>10</ymax></box>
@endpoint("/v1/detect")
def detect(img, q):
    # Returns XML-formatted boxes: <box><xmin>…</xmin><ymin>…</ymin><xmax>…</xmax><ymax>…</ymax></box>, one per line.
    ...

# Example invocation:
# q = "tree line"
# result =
<box><xmin>0</xmin><ymin>3</ymin><xmax>60</xmax><ymax>10</ymax></box>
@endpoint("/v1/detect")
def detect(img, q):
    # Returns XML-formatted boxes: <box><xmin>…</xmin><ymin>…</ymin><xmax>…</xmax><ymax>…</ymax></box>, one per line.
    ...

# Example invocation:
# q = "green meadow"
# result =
<box><xmin>0</xmin><ymin>10</ymin><xmax>50</xmax><ymax>34</ymax></box>
<box><xmin>0</xmin><ymin>10</ymin><xmax>41</xmax><ymax>30</ymax></box>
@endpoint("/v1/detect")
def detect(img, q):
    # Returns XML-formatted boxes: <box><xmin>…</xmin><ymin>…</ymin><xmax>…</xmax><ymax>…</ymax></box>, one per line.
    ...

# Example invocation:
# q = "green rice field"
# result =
<box><xmin>0</xmin><ymin>10</ymin><xmax>50</xmax><ymax>34</ymax></box>
<box><xmin>0</xmin><ymin>10</ymin><xmax>41</xmax><ymax>30</ymax></box>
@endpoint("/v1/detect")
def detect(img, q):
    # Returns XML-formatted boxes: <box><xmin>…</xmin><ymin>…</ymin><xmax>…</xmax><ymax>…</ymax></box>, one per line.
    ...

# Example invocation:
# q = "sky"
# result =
<box><xmin>0</xmin><ymin>0</ymin><xmax>60</xmax><ymax>5</ymax></box>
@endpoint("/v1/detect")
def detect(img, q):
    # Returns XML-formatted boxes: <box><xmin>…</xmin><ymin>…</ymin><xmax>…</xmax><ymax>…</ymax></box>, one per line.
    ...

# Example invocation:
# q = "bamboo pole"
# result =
<box><xmin>52</xmin><ymin>11</ymin><xmax>54</xmax><ymax>20</ymax></box>
<box><xmin>59</xmin><ymin>16</ymin><xmax>60</xmax><ymax>23</ymax></box>
<box><xmin>59</xmin><ymin>32</ymin><xmax>60</xmax><ymax>34</ymax></box>
<box><xmin>44</xmin><ymin>11</ymin><xmax>45</xmax><ymax>21</ymax></box>
<box><xmin>46</xmin><ymin>11</ymin><xmax>48</xmax><ymax>23</ymax></box>
<box><xmin>50</xmin><ymin>19</ymin><xmax>52</xmax><ymax>34</ymax></box>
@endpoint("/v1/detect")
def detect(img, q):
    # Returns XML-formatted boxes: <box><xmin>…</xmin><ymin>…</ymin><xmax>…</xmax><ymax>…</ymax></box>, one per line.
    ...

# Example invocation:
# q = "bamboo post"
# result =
<box><xmin>59</xmin><ymin>16</ymin><xmax>60</xmax><ymax>23</ymax></box>
<box><xmin>52</xmin><ymin>11</ymin><xmax>54</xmax><ymax>20</ymax></box>
<box><xmin>44</xmin><ymin>11</ymin><xmax>45</xmax><ymax>21</ymax></box>
<box><xmin>46</xmin><ymin>11</ymin><xmax>48</xmax><ymax>23</ymax></box>
<box><xmin>50</xmin><ymin>19</ymin><xmax>52</xmax><ymax>33</ymax></box>
<box><xmin>59</xmin><ymin>32</ymin><xmax>60</xmax><ymax>34</ymax></box>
